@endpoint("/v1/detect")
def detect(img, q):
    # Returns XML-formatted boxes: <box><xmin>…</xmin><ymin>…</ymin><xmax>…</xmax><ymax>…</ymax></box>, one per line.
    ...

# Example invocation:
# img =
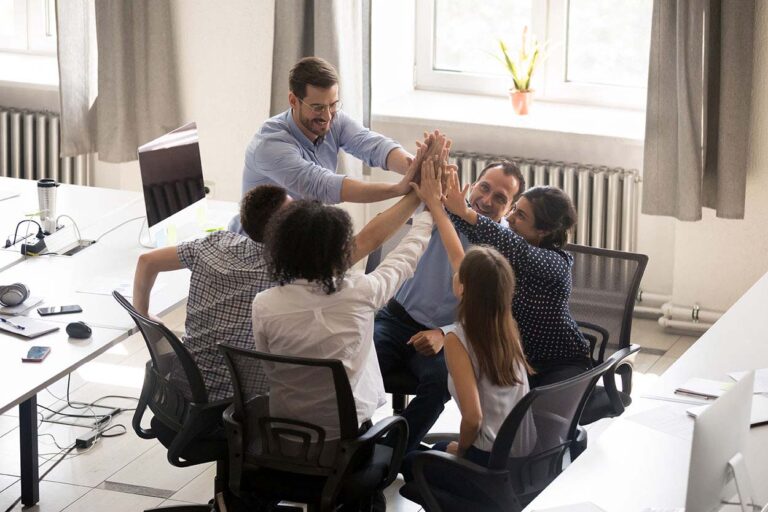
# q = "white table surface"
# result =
<box><xmin>525</xmin><ymin>271</ymin><xmax>768</xmax><ymax>511</ymax></box>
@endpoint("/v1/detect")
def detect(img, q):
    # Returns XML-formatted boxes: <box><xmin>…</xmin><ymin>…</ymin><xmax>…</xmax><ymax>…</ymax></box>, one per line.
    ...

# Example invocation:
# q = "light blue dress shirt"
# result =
<box><xmin>394</xmin><ymin>217</ymin><xmax>509</xmax><ymax>329</ymax></box>
<box><xmin>242</xmin><ymin>109</ymin><xmax>401</xmax><ymax>203</ymax></box>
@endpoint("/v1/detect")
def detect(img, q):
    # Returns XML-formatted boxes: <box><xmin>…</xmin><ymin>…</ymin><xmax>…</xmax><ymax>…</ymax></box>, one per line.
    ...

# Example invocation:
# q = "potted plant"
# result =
<box><xmin>499</xmin><ymin>27</ymin><xmax>540</xmax><ymax>115</ymax></box>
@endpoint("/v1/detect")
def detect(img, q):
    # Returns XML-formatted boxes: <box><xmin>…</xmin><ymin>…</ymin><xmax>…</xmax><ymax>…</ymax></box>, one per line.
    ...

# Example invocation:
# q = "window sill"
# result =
<box><xmin>0</xmin><ymin>52</ymin><xmax>59</xmax><ymax>90</ymax></box>
<box><xmin>372</xmin><ymin>90</ymin><xmax>646</xmax><ymax>143</ymax></box>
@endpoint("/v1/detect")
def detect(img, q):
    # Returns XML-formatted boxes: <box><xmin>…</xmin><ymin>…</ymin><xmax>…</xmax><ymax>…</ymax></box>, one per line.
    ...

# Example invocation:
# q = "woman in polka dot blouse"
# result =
<box><xmin>443</xmin><ymin>172</ymin><xmax>591</xmax><ymax>387</ymax></box>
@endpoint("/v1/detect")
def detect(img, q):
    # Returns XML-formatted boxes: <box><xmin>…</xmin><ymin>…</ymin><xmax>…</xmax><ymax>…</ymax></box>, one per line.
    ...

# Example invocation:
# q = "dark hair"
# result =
<box><xmin>456</xmin><ymin>246</ymin><xmax>531</xmax><ymax>386</ymax></box>
<box><xmin>521</xmin><ymin>186</ymin><xmax>577</xmax><ymax>249</ymax></box>
<box><xmin>240</xmin><ymin>185</ymin><xmax>288</xmax><ymax>242</ymax></box>
<box><xmin>265</xmin><ymin>200</ymin><xmax>354</xmax><ymax>294</ymax></box>
<box><xmin>289</xmin><ymin>57</ymin><xmax>339</xmax><ymax>99</ymax></box>
<box><xmin>476</xmin><ymin>160</ymin><xmax>526</xmax><ymax>201</ymax></box>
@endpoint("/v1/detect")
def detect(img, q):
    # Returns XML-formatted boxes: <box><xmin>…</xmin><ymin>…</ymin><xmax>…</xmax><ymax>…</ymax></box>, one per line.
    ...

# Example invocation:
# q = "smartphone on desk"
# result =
<box><xmin>37</xmin><ymin>305</ymin><xmax>82</xmax><ymax>316</ymax></box>
<box><xmin>22</xmin><ymin>346</ymin><xmax>51</xmax><ymax>362</ymax></box>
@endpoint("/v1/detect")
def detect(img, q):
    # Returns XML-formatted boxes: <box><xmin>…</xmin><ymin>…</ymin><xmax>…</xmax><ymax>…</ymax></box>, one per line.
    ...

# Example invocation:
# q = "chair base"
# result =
<box><xmin>145</xmin><ymin>504</ymin><xmax>213</xmax><ymax>512</ymax></box>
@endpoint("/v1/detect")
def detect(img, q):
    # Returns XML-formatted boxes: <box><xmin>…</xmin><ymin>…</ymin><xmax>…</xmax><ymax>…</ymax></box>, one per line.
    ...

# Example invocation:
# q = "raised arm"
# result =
<box><xmin>350</xmin><ymin>190</ymin><xmax>422</xmax><ymax>265</ymax></box>
<box><xmin>410</xmin><ymin>158</ymin><xmax>465</xmax><ymax>273</ymax></box>
<box><xmin>133</xmin><ymin>246</ymin><xmax>184</xmax><ymax>317</ymax></box>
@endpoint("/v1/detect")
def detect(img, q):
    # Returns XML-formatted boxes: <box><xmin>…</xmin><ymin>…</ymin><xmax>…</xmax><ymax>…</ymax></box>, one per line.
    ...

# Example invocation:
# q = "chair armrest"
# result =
<box><xmin>577</xmin><ymin>321</ymin><xmax>610</xmax><ymax>365</ymax></box>
<box><xmin>601</xmin><ymin>344</ymin><xmax>641</xmax><ymax>414</ymax></box>
<box><xmin>222</xmin><ymin>404</ymin><xmax>245</xmax><ymax>497</ymax></box>
<box><xmin>166</xmin><ymin>398</ymin><xmax>231</xmax><ymax>467</ymax></box>
<box><xmin>412</xmin><ymin>451</ymin><xmax>521</xmax><ymax>512</ymax></box>
<box><xmin>132</xmin><ymin>362</ymin><xmax>157</xmax><ymax>440</ymax></box>
<box><xmin>340</xmin><ymin>415</ymin><xmax>408</xmax><ymax>489</ymax></box>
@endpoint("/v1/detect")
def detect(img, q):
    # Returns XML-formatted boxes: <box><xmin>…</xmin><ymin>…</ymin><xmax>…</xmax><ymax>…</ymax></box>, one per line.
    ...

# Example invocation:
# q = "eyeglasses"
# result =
<box><xmin>298</xmin><ymin>97</ymin><xmax>342</xmax><ymax>114</ymax></box>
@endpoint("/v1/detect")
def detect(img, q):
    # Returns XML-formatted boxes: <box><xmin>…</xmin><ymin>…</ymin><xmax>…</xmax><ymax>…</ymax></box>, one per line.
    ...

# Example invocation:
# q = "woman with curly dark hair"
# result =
<box><xmin>251</xmin><ymin>163</ymin><xmax>442</xmax><ymax>449</ymax></box>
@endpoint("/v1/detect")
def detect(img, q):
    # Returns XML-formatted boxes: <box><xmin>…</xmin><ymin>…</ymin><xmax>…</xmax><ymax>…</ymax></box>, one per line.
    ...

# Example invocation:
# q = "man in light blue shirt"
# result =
<box><xmin>240</xmin><ymin>57</ymin><xmax>415</xmax><ymax>206</ymax></box>
<box><xmin>374</xmin><ymin>161</ymin><xmax>525</xmax><ymax>452</ymax></box>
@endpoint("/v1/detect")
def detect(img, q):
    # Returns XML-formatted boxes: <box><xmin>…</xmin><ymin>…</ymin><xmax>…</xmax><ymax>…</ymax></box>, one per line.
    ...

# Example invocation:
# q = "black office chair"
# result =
<box><xmin>400</xmin><ymin>358</ymin><xmax>613</xmax><ymax>512</ymax></box>
<box><xmin>566</xmin><ymin>243</ymin><xmax>648</xmax><ymax>424</ymax></box>
<box><xmin>114</xmin><ymin>291</ymin><xmax>230</xmax><ymax>512</ymax></box>
<box><xmin>218</xmin><ymin>344</ymin><xmax>408</xmax><ymax>512</ymax></box>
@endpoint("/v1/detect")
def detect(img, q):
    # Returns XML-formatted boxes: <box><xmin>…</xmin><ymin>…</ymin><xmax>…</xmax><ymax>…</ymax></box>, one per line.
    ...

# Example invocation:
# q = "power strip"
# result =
<box><xmin>75</xmin><ymin>429</ymin><xmax>99</xmax><ymax>449</ymax></box>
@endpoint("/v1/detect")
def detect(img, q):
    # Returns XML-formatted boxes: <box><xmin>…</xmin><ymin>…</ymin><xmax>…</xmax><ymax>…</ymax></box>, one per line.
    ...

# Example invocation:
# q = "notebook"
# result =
<box><xmin>0</xmin><ymin>315</ymin><xmax>59</xmax><ymax>338</ymax></box>
<box><xmin>0</xmin><ymin>296</ymin><xmax>43</xmax><ymax>316</ymax></box>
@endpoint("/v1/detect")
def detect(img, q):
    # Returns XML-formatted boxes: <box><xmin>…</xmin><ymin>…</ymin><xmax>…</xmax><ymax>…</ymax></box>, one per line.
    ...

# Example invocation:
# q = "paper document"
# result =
<box><xmin>0</xmin><ymin>296</ymin><xmax>43</xmax><ymax>316</ymax></box>
<box><xmin>0</xmin><ymin>189</ymin><xmax>20</xmax><ymax>202</ymax></box>
<box><xmin>687</xmin><ymin>394</ymin><xmax>768</xmax><ymax>427</ymax></box>
<box><xmin>729</xmin><ymin>368</ymin><xmax>768</xmax><ymax>394</ymax></box>
<box><xmin>0</xmin><ymin>315</ymin><xmax>59</xmax><ymax>338</ymax></box>
<box><xmin>625</xmin><ymin>405</ymin><xmax>694</xmax><ymax>440</ymax></box>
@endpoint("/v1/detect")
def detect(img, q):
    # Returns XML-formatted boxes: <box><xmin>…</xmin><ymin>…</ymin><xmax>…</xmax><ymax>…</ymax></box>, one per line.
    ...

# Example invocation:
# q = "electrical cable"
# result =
<box><xmin>137</xmin><ymin>217</ymin><xmax>154</xmax><ymax>248</ymax></box>
<box><xmin>95</xmin><ymin>215</ymin><xmax>145</xmax><ymax>242</ymax></box>
<box><xmin>55</xmin><ymin>214</ymin><xmax>82</xmax><ymax>242</ymax></box>
<box><xmin>9</xmin><ymin>219</ymin><xmax>44</xmax><ymax>247</ymax></box>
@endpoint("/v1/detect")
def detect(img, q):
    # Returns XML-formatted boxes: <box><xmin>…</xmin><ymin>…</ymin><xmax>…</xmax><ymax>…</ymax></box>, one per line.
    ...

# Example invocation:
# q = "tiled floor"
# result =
<box><xmin>0</xmin><ymin>314</ymin><xmax>697</xmax><ymax>512</ymax></box>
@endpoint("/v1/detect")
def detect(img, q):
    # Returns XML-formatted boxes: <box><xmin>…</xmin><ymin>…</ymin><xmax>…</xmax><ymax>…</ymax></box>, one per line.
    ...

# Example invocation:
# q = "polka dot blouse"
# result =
<box><xmin>450</xmin><ymin>213</ymin><xmax>589</xmax><ymax>364</ymax></box>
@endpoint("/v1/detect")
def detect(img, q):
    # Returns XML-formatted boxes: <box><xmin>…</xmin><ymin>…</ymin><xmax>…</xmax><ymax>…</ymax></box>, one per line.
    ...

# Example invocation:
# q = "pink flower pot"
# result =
<box><xmin>510</xmin><ymin>90</ymin><xmax>533</xmax><ymax>115</ymax></box>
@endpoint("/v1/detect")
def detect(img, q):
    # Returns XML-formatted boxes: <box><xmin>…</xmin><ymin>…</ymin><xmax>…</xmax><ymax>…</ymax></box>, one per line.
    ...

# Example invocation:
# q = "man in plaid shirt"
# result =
<box><xmin>132</xmin><ymin>185</ymin><xmax>289</xmax><ymax>401</ymax></box>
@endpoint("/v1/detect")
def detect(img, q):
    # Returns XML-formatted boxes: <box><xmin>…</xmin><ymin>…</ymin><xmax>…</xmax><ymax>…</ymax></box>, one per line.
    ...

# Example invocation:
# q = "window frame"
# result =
<box><xmin>414</xmin><ymin>0</ymin><xmax>648</xmax><ymax>110</ymax></box>
<box><xmin>0</xmin><ymin>0</ymin><xmax>57</xmax><ymax>55</ymax></box>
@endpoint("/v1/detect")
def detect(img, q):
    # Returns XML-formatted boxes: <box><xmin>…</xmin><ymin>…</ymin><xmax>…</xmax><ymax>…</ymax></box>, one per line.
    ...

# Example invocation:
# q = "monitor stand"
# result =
<box><xmin>726</xmin><ymin>453</ymin><xmax>755</xmax><ymax>512</ymax></box>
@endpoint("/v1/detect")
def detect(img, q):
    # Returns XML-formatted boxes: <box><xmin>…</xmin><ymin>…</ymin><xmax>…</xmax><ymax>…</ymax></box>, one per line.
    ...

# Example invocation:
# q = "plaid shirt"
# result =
<box><xmin>177</xmin><ymin>231</ymin><xmax>272</xmax><ymax>401</ymax></box>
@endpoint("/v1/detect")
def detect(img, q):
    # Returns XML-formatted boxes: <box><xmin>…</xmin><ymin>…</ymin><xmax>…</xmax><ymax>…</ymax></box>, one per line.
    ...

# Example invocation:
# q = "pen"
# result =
<box><xmin>0</xmin><ymin>317</ymin><xmax>25</xmax><ymax>331</ymax></box>
<box><xmin>674</xmin><ymin>389</ymin><xmax>716</xmax><ymax>400</ymax></box>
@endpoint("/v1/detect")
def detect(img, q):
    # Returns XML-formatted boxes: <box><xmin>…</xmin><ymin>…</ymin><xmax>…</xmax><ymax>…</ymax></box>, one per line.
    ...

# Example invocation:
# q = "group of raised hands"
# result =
<box><xmin>405</xmin><ymin>129</ymin><xmax>469</xmax><ymax>219</ymax></box>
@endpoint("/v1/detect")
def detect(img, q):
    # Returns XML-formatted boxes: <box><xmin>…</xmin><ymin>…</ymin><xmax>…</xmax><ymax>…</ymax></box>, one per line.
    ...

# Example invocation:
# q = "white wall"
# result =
<box><xmin>93</xmin><ymin>0</ymin><xmax>275</xmax><ymax>201</ymax></box>
<box><xmin>667</xmin><ymin>0</ymin><xmax>768</xmax><ymax>312</ymax></box>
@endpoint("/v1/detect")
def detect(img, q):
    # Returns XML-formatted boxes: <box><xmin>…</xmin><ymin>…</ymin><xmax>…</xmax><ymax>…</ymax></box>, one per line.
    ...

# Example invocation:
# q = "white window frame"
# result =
<box><xmin>0</xmin><ymin>0</ymin><xmax>57</xmax><ymax>55</ymax></box>
<box><xmin>414</xmin><ymin>0</ymin><xmax>647</xmax><ymax>110</ymax></box>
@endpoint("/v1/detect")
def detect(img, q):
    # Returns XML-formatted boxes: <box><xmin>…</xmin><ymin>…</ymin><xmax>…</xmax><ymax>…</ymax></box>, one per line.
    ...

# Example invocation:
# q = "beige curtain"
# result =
<box><xmin>642</xmin><ymin>0</ymin><xmax>755</xmax><ymax>220</ymax></box>
<box><xmin>57</xmin><ymin>0</ymin><xmax>182</xmax><ymax>163</ymax></box>
<box><xmin>270</xmin><ymin>0</ymin><xmax>371</xmax><ymax>178</ymax></box>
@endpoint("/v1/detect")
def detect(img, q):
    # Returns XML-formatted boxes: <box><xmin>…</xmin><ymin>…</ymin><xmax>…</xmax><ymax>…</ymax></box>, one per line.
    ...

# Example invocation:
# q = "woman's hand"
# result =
<box><xmin>410</xmin><ymin>156</ymin><xmax>444</xmax><ymax>211</ymax></box>
<box><xmin>446</xmin><ymin>441</ymin><xmax>460</xmax><ymax>456</ymax></box>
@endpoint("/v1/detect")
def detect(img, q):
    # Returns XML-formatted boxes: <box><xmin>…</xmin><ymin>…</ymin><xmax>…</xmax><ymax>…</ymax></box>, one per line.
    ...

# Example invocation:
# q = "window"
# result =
<box><xmin>415</xmin><ymin>0</ymin><xmax>653</xmax><ymax>109</ymax></box>
<box><xmin>0</xmin><ymin>0</ymin><xmax>57</xmax><ymax>55</ymax></box>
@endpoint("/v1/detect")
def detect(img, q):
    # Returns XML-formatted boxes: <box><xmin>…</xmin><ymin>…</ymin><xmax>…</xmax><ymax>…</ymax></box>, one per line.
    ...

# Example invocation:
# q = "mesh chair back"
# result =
<box><xmin>489</xmin><ymin>360</ymin><xmax>610</xmax><ymax>498</ymax></box>
<box><xmin>113</xmin><ymin>291</ymin><xmax>208</xmax><ymax>427</ymax></box>
<box><xmin>365</xmin><ymin>220</ymin><xmax>412</xmax><ymax>273</ymax></box>
<box><xmin>220</xmin><ymin>344</ymin><xmax>359</xmax><ymax>475</ymax></box>
<box><xmin>566</xmin><ymin>244</ymin><xmax>648</xmax><ymax>362</ymax></box>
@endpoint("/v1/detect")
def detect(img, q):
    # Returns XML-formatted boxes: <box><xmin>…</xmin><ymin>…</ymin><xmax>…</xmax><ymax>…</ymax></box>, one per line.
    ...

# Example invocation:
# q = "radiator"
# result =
<box><xmin>0</xmin><ymin>107</ymin><xmax>89</xmax><ymax>186</ymax></box>
<box><xmin>448</xmin><ymin>151</ymin><xmax>640</xmax><ymax>251</ymax></box>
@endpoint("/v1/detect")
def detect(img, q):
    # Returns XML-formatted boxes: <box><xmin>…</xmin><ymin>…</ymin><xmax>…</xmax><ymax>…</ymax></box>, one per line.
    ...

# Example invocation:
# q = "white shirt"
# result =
<box><xmin>445</xmin><ymin>323</ymin><xmax>535</xmax><ymax>454</ymax></box>
<box><xmin>252</xmin><ymin>211</ymin><xmax>434</xmax><ymax>439</ymax></box>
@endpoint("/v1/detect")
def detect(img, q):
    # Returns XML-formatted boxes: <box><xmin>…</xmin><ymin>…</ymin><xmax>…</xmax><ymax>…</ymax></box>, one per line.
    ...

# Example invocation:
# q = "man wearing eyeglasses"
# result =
<box><xmin>238</xmin><ymin>57</ymin><xmax>420</xmax><ymax>210</ymax></box>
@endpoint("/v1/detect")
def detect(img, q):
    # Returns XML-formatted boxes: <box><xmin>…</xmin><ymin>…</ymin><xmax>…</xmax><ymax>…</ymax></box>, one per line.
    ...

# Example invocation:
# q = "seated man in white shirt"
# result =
<box><xmin>251</xmin><ymin>162</ymin><xmax>444</xmax><ymax>443</ymax></box>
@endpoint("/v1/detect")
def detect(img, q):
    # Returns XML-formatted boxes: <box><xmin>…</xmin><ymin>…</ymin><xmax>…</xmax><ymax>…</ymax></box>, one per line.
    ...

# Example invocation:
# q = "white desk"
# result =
<box><xmin>525</xmin><ymin>271</ymin><xmax>768</xmax><ymax>511</ymax></box>
<box><xmin>0</xmin><ymin>178</ymin><xmax>237</xmax><ymax>506</ymax></box>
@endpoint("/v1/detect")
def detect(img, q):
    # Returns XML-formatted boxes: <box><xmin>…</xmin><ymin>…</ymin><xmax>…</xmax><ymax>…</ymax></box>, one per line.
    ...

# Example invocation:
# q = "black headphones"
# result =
<box><xmin>0</xmin><ymin>283</ymin><xmax>30</xmax><ymax>307</ymax></box>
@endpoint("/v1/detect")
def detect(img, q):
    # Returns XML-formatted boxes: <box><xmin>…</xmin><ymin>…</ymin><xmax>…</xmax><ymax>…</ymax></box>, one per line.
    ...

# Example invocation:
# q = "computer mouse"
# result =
<box><xmin>66</xmin><ymin>321</ymin><xmax>92</xmax><ymax>339</ymax></box>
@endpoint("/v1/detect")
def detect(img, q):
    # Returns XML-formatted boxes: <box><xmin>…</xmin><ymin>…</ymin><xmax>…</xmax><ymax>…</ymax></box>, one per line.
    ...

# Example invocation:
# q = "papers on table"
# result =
<box><xmin>624</xmin><ymin>405</ymin><xmax>694</xmax><ymax>440</ymax></box>
<box><xmin>0</xmin><ymin>315</ymin><xmax>59</xmax><ymax>338</ymax></box>
<box><xmin>0</xmin><ymin>189</ymin><xmax>20</xmax><ymax>202</ymax></box>
<box><xmin>687</xmin><ymin>394</ymin><xmax>768</xmax><ymax>427</ymax></box>
<box><xmin>729</xmin><ymin>368</ymin><xmax>768</xmax><ymax>394</ymax></box>
<box><xmin>0</xmin><ymin>296</ymin><xmax>42</xmax><ymax>315</ymax></box>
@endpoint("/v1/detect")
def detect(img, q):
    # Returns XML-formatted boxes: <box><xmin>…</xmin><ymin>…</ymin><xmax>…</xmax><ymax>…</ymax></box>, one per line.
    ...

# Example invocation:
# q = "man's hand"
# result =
<box><xmin>409</xmin><ymin>156</ymin><xmax>445</xmax><ymax>211</ymax></box>
<box><xmin>408</xmin><ymin>329</ymin><xmax>445</xmax><ymax>356</ymax></box>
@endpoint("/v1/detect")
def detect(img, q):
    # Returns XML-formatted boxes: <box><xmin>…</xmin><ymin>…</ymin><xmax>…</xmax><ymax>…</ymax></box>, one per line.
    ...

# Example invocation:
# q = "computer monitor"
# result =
<box><xmin>138</xmin><ymin>122</ymin><xmax>206</xmax><ymax>229</ymax></box>
<box><xmin>686</xmin><ymin>371</ymin><xmax>755</xmax><ymax>512</ymax></box>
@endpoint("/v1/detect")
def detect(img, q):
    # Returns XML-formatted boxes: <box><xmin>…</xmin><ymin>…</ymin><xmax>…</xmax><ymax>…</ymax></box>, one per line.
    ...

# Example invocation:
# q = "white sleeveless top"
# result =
<box><xmin>445</xmin><ymin>323</ymin><xmax>536</xmax><ymax>454</ymax></box>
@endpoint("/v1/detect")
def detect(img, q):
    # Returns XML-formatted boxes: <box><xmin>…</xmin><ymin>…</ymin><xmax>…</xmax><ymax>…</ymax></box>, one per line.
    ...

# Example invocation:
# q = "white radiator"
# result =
<box><xmin>0</xmin><ymin>107</ymin><xmax>89</xmax><ymax>185</ymax></box>
<box><xmin>449</xmin><ymin>151</ymin><xmax>640</xmax><ymax>251</ymax></box>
